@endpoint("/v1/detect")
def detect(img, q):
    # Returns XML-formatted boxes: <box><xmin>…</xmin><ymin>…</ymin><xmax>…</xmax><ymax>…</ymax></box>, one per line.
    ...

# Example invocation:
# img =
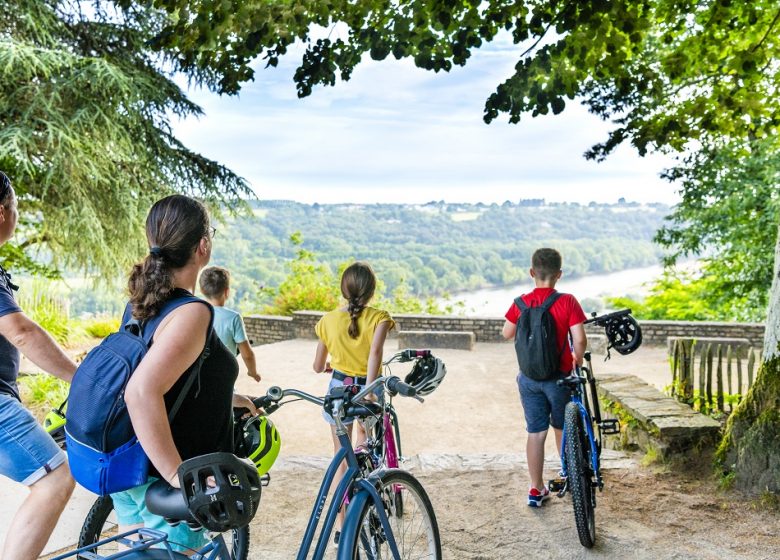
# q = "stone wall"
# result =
<box><xmin>244</xmin><ymin>312</ymin><xmax>767</xmax><ymax>348</ymax></box>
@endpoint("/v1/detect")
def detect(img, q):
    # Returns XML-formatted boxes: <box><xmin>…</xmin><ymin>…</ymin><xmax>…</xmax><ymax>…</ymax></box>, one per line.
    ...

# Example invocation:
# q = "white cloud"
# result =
<box><xmin>172</xmin><ymin>36</ymin><xmax>680</xmax><ymax>205</ymax></box>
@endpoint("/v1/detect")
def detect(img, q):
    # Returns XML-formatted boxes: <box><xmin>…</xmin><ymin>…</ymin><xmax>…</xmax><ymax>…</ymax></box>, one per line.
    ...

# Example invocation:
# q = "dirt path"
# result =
<box><xmin>250</xmin><ymin>464</ymin><xmax>780</xmax><ymax>559</ymax></box>
<box><xmin>236</xmin><ymin>340</ymin><xmax>779</xmax><ymax>559</ymax></box>
<box><xmin>11</xmin><ymin>339</ymin><xmax>778</xmax><ymax>558</ymax></box>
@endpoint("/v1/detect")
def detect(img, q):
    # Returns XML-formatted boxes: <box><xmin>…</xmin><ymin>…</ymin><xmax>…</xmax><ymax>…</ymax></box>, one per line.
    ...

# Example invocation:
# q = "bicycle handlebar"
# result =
<box><xmin>583</xmin><ymin>308</ymin><xmax>632</xmax><ymax>326</ymax></box>
<box><xmin>385</xmin><ymin>348</ymin><xmax>432</xmax><ymax>365</ymax></box>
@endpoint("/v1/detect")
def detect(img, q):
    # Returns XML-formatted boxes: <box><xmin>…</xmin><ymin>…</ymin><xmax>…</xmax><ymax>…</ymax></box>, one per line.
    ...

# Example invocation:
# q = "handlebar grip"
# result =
<box><xmin>252</xmin><ymin>396</ymin><xmax>273</xmax><ymax>409</ymax></box>
<box><xmin>400</xmin><ymin>349</ymin><xmax>432</xmax><ymax>362</ymax></box>
<box><xmin>386</xmin><ymin>376</ymin><xmax>417</xmax><ymax>397</ymax></box>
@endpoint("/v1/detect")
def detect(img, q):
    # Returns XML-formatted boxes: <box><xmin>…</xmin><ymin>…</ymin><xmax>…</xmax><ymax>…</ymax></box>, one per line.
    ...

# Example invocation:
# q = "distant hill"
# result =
<box><xmin>213</xmin><ymin>199</ymin><xmax>672</xmax><ymax>312</ymax></box>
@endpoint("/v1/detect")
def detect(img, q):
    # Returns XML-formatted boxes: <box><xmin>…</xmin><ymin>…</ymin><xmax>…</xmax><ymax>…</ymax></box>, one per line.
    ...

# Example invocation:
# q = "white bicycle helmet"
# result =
<box><xmin>404</xmin><ymin>356</ymin><xmax>446</xmax><ymax>396</ymax></box>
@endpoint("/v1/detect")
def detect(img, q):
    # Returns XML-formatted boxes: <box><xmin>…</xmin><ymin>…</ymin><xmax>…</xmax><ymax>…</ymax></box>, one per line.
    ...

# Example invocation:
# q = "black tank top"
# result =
<box><xmin>128</xmin><ymin>289</ymin><xmax>238</xmax><ymax>476</ymax></box>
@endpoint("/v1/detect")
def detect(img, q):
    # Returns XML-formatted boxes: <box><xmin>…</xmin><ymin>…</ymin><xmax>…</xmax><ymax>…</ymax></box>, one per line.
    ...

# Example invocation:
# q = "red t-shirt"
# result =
<box><xmin>505</xmin><ymin>288</ymin><xmax>587</xmax><ymax>374</ymax></box>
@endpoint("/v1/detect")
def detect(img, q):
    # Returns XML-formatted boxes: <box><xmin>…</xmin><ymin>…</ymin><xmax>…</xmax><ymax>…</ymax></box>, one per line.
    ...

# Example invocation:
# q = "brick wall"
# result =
<box><xmin>244</xmin><ymin>312</ymin><xmax>766</xmax><ymax>348</ymax></box>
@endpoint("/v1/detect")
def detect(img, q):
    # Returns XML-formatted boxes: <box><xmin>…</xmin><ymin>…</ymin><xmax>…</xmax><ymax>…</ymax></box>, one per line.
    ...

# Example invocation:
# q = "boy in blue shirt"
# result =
<box><xmin>199</xmin><ymin>266</ymin><xmax>261</xmax><ymax>382</ymax></box>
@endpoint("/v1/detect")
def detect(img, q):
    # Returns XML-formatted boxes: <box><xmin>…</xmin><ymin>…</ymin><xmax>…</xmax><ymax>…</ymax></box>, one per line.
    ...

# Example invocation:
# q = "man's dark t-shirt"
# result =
<box><xmin>0</xmin><ymin>267</ymin><xmax>22</xmax><ymax>400</ymax></box>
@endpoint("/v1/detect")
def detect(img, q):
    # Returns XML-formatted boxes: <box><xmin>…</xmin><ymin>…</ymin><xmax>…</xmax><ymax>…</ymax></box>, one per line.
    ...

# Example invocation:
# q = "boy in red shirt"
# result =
<box><xmin>502</xmin><ymin>248</ymin><xmax>587</xmax><ymax>507</ymax></box>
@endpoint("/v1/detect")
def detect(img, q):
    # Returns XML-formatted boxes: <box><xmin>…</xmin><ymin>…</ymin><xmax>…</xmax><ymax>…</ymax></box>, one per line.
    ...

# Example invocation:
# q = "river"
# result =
<box><xmin>438</xmin><ymin>264</ymin><xmax>666</xmax><ymax>317</ymax></box>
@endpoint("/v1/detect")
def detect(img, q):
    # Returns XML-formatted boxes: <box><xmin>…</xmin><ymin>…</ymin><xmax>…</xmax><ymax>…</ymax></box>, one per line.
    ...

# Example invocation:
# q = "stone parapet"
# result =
<box><xmin>243</xmin><ymin>312</ymin><xmax>766</xmax><ymax>348</ymax></box>
<box><xmin>596</xmin><ymin>373</ymin><xmax>721</xmax><ymax>456</ymax></box>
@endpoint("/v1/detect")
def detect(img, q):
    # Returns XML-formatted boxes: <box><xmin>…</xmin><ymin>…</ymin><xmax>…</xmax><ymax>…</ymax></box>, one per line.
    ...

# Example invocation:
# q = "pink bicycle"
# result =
<box><xmin>355</xmin><ymin>349</ymin><xmax>447</xmax><ymax>515</ymax></box>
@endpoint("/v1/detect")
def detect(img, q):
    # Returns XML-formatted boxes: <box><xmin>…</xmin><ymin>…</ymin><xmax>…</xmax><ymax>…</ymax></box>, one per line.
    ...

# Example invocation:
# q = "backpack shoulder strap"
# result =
<box><xmin>514</xmin><ymin>296</ymin><xmax>528</xmax><ymax>312</ymax></box>
<box><xmin>138</xmin><ymin>295</ymin><xmax>215</xmax><ymax>422</ymax></box>
<box><xmin>540</xmin><ymin>291</ymin><xmax>562</xmax><ymax>312</ymax></box>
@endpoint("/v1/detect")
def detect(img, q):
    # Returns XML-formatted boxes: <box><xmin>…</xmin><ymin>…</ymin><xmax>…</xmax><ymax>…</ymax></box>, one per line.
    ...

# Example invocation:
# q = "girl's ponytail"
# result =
<box><xmin>341</xmin><ymin>262</ymin><xmax>377</xmax><ymax>339</ymax></box>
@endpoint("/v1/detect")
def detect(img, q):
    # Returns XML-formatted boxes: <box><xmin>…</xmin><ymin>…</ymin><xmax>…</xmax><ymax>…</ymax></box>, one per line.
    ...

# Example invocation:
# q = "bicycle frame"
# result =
<box><xmin>270</xmin><ymin>384</ymin><xmax>406</xmax><ymax>560</ymax></box>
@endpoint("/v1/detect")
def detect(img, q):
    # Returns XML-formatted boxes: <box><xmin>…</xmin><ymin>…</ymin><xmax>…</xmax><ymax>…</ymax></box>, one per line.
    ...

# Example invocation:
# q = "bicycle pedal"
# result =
<box><xmin>260</xmin><ymin>473</ymin><xmax>271</xmax><ymax>487</ymax></box>
<box><xmin>600</xmin><ymin>419</ymin><xmax>620</xmax><ymax>435</ymax></box>
<box><xmin>548</xmin><ymin>478</ymin><xmax>566</xmax><ymax>493</ymax></box>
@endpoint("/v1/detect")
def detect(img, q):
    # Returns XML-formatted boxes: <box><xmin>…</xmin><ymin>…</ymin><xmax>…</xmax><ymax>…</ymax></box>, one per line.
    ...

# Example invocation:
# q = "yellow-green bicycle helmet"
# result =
<box><xmin>235</xmin><ymin>416</ymin><xmax>281</xmax><ymax>476</ymax></box>
<box><xmin>44</xmin><ymin>403</ymin><xmax>67</xmax><ymax>448</ymax></box>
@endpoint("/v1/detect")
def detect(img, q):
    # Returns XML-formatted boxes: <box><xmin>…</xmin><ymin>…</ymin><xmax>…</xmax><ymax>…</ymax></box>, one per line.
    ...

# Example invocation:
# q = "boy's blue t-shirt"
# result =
<box><xmin>212</xmin><ymin>306</ymin><xmax>247</xmax><ymax>356</ymax></box>
<box><xmin>0</xmin><ymin>268</ymin><xmax>22</xmax><ymax>400</ymax></box>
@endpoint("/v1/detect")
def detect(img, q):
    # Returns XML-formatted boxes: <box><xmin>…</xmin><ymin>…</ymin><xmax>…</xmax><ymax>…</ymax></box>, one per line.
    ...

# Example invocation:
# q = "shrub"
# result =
<box><xmin>84</xmin><ymin>317</ymin><xmax>121</xmax><ymax>339</ymax></box>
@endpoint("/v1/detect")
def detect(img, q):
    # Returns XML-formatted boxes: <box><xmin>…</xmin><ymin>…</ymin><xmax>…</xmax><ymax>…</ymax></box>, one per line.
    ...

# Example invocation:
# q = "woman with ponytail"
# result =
<box><xmin>114</xmin><ymin>195</ymin><xmax>256</xmax><ymax>551</ymax></box>
<box><xmin>313</xmin><ymin>261</ymin><xmax>395</xmax><ymax>542</ymax></box>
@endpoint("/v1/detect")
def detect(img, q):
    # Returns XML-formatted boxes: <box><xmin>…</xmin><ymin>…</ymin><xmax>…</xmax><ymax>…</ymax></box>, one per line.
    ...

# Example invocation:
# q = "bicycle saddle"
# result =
<box><xmin>145</xmin><ymin>479</ymin><xmax>197</xmax><ymax>526</ymax></box>
<box><xmin>557</xmin><ymin>375</ymin><xmax>586</xmax><ymax>389</ymax></box>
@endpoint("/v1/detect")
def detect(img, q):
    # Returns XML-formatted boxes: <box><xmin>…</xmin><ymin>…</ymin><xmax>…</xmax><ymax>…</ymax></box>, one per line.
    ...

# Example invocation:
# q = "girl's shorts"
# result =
<box><xmin>112</xmin><ymin>478</ymin><xmax>207</xmax><ymax>552</ymax></box>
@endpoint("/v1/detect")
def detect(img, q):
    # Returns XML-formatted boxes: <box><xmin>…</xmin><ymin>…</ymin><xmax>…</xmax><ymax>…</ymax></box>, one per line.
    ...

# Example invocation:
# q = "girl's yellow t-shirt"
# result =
<box><xmin>315</xmin><ymin>307</ymin><xmax>395</xmax><ymax>377</ymax></box>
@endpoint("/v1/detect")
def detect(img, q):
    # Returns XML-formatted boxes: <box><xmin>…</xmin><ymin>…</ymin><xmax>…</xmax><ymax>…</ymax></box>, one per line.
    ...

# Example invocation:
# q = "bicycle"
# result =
<box><xmin>43</xmin><ymin>403</ymin><xmax>260</xmax><ymax>560</ymax></box>
<box><xmin>252</xmin><ymin>375</ymin><xmax>442</xmax><ymax>560</ymax></box>
<box><xmin>52</xmin><ymin>452</ymin><xmax>261</xmax><ymax>560</ymax></box>
<box><xmin>355</xmin><ymin>349</ymin><xmax>445</xmax><ymax>518</ymax></box>
<box><xmin>548</xmin><ymin>308</ymin><xmax>642</xmax><ymax>548</ymax></box>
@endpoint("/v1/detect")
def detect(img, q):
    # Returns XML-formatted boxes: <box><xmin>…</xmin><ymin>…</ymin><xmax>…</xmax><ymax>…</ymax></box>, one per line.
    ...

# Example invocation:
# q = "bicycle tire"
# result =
<box><xmin>564</xmin><ymin>402</ymin><xmax>596</xmax><ymax>548</ymax></box>
<box><xmin>342</xmin><ymin>469</ymin><xmax>441</xmax><ymax>560</ymax></box>
<box><xmin>78</xmin><ymin>496</ymin><xmax>250</xmax><ymax>560</ymax></box>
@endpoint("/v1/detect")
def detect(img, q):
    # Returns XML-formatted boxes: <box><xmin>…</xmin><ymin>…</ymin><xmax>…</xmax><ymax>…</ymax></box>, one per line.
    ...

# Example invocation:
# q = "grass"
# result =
<box><xmin>18</xmin><ymin>373</ymin><xmax>69</xmax><ymax>420</ymax></box>
<box><xmin>17</xmin><ymin>280</ymin><xmax>71</xmax><ymax>345</ymax></box>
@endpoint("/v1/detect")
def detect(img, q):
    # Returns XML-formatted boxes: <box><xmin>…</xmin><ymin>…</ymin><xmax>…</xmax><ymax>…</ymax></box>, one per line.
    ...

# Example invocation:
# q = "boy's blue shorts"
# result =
<box><xmin>112</xmin><ymin>478</ymin><xmax>207</xmax><ymax>552</ymax></box>
<box><xmin>0</xmin><ymin>393</ymin><xmax>66</xmax><ymax>485</ymax></box>
<box><xmin>516</xmin><ymin>373</ymin><xmax>570</xmax><ymax>433</ymax></box>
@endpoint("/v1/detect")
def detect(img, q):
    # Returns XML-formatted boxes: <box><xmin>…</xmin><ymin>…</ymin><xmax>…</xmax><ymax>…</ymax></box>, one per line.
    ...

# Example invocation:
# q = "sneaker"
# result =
<box><xmin>528</xmin><ymin>486</ymin><xmax>550</xmax><ymax>508</ymax></box>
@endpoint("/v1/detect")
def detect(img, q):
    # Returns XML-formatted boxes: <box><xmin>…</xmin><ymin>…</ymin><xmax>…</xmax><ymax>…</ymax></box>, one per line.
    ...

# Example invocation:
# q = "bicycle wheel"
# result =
<box><xmin>343</xmin><ymin>469</ymin><xmax>441</xmax><ymax>560</ymax></box>
<box><xmin>564</xmin><ymin>401</ymin><xmax>596</xmax><ymax>548</ymax></box>
<box><xmin>78</xmin><ymin>496</ymin><xmax>250</xmax><ymax>560</ymax></box>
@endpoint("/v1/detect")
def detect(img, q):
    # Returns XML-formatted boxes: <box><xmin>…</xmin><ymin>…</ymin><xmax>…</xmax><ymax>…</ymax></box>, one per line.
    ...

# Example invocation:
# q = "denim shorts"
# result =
<box><xmin>517</xmin><ymin>373</ymin><xmax>570</xmax><ymax>433</ymax></box>
<box><xmin>112</xmin><ymin>478</ymin><xmax>207</xmax><ymax>552</ymax></box>
<box><xmin>0</xmin><ymin>393</ymin><xmax>66</xmax><ymax>485</ymax></box>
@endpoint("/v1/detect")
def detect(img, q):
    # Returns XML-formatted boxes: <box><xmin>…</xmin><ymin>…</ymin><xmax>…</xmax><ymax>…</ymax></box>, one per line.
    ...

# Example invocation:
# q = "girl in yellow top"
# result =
<box><xmin>313</xmin><ymin>261</ymin><xmax>395</xmax><ymax>542</ymax></box>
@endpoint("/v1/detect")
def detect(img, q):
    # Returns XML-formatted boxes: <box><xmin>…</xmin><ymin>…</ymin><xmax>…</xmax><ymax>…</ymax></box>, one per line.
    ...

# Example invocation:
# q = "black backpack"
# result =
<box><xmin>513</xmin><ymin>292</ymin><xmax>563</xmax><ymax>380</ymax></box>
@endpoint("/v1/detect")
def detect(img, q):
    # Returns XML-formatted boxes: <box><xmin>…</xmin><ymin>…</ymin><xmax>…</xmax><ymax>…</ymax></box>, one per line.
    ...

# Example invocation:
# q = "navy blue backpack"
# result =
<box><xmin>65</xmin><ymin>295</ymin><xmax>212</xmax><ymax>496</ymax></box>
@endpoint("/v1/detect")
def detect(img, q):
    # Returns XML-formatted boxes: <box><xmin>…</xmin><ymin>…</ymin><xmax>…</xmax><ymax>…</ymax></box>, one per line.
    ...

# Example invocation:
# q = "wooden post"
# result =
<box><xmin>747</xmin><ymin>348</ymin><xmax>756</xmax><ymax>389</ymax></box>
<box><xmin>726</xmin><ymin>345</ymin><xmax>733</xmax><ymax>412</ymax></box>
<box><xmin>683</xmin><ymin>340</ymin><xmax>695</xmax><ymax>401</ymax></box>
<box><xmin>736</xmin><ymin>350</ymin><xmax>744</xmax><ymax>403</ymax></box>
<box><xmin>716</xmin><ymin>344</ymin><xmax>724</xmax><ymax>412</ymax></box>
<box><xmin>671</xmin><ymin>339</ymin><xmax>679</xmax><ymax>398</ymax></box>
<box><xmin>701</xmin><ymin>343</ymin><xmax>710</xmax><ymax>413</ymax></box>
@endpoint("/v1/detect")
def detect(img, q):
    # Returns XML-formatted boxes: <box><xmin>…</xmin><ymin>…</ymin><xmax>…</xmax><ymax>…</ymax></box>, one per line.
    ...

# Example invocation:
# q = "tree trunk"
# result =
<box><xmin>717</xmin><ymin>222</ymin><xmax>780</xmax><ymax>493</ymax></box>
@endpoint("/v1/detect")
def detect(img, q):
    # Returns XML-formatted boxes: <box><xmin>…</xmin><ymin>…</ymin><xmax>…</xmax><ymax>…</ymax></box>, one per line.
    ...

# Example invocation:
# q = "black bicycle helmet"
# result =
<box><xmin>605</xmin><ymin>314</ymin><xmax>643</xmax><ymax>355</ymax></box>
<box><xmin>178</xmin><ymin>452</ymin><xmax>261</xmax><ymax>532</ymax></box>
<box><xmin>404</xmin><ymin>356</ymin><xmax>447</xmax><ymax>396</ymax></box>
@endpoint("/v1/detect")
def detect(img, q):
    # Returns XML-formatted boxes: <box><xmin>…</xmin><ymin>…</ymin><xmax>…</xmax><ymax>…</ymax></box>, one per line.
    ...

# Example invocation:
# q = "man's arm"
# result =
<box><xmin>570</xmin><ymin>323</ymin><xmax>587</xmax><ymax>367</ymax></box>
<box><xmin>237</xmin><ymin>341</ymin><xmax>260</xmax><ymax>382</ymax></box>
<box><xmin>0</xmin><ymin>311</ymin><xmax>77</xmax><ymax>382</ymax></box>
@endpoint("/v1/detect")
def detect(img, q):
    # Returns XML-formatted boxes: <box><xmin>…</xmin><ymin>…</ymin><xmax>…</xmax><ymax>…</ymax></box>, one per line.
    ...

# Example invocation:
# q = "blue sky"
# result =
<box><xmin>173</xmin><ymin>33</ymin><xmax>680</xmax><ymax>205</ymax></box>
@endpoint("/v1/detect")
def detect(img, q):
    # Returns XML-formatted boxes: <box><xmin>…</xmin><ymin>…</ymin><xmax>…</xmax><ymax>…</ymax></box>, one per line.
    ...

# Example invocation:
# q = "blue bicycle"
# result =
<box><xmin>549</xmin><ymin>309</ymin><xmax>642</xmax><ymax>548</ymax></box>
<box><xmin>257</xmin><ymin>375</ymin><xmax>442</xmax><ymax>560</ymax></box>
